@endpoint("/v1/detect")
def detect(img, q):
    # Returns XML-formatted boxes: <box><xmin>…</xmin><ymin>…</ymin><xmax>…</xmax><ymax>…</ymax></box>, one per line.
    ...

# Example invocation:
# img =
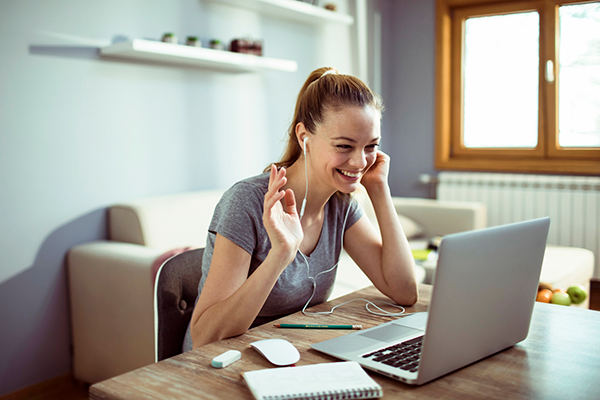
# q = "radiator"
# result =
<box><xmin>437</xmin><ymin>172</ymin><xmax>600</xmax><ymax>278</ymax></box>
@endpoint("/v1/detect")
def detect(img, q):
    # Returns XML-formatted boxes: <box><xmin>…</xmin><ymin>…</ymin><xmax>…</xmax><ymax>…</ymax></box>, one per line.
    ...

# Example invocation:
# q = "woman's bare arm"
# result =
<box><xmin>189</xmin><ymin>165</ymin><xmax>303</xmax><ymax>348</ymax></box>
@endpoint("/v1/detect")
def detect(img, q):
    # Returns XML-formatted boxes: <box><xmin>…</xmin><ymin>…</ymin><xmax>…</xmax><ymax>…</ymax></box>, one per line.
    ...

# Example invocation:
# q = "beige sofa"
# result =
<box><xmin>68</xmin><ymin>189</ymin><xmax>488</xmax><ymax>384</ymax></box>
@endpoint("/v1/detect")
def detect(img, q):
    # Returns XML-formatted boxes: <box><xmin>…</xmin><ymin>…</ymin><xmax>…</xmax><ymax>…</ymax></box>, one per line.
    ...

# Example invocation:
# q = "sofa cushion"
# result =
<box><xmin>540</xmin><ymin>245</ymin><xmax>594</xmax><ymax>289</ymax></box>
<box><xmin>109</xmin><ymin>190</ymin><xmax>225</xmax><ymax>251</ymax></box>
<box><xmin>110</xmin><ymin>188</ymin><xmax>425</xmax><ymax>251</ymax></box>
<box><xmin>353</xmin><ymin>186</ymin><xmax>423</xmax><ymax>239</ymax></box>
<box><xmin>397</xmin><ymin>214</ymin><xmax>424</xmax><ymax>239</ymax></box>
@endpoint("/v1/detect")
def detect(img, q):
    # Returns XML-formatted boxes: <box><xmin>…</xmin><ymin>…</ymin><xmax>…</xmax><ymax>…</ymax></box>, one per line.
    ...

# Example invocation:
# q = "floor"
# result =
<box><xmin>13</xmin><ymin>280</ymin><xmax>600</xmax><ymax>400</ymax></box>
<box><xmin>14</xmin><ymin>381</ymin><xmax>89</xmax><ymax>400</ymax></box>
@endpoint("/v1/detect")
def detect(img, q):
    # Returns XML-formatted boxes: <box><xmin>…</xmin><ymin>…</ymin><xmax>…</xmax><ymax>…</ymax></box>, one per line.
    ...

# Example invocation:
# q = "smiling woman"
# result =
<box><xmin>271</xmin><ymin>67</ymin><xmax>384</xmax><ymax>172</ymax></box>
<box><xmin>182</xmin><ymin>67</ymin><xmax>419</xmax><ymax>352</ymax></box>
<box><xmin>297</xmin><ymin>106</ymin><xmax>381</xmax><ymax>200</ymax></box>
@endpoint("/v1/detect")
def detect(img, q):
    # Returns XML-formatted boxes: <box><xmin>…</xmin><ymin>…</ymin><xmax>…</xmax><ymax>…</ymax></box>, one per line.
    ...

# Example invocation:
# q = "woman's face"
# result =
<box><xmin>306</xmin><ymin>105</ymin><xmax>381</xmax><ymax>194</ymax></box>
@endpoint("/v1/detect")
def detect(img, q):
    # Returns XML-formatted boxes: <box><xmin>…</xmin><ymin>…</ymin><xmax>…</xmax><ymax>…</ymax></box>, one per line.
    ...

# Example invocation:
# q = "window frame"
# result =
<box><xmin>435</xmin><ymin>0</ymin><xmax>600</xmax><ymax>175</ymax></box>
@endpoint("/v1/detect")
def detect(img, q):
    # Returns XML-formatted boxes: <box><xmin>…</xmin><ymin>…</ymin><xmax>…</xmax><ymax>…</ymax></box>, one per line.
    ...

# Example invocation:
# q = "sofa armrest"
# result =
<box><xmin>68</xmin><ymin>241</ymin><xmax>164</xmax><ymax>383</ymax></box>
<box><xmin>392</xmin><ymin>197</ymin><xmax>487</xmax><ymax>238</ymax></box>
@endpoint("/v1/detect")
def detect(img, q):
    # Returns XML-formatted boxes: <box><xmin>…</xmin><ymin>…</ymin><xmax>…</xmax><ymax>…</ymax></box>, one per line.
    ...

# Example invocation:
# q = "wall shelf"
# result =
<box><xmin>207</xmin><ymin>0</ymin><xmax>354</xmax><ymax>25</ymax></box>
<box><xmin>100</xmin><ymin>39</ymin><xmax>298</xmax><ymax>73</ymax></box>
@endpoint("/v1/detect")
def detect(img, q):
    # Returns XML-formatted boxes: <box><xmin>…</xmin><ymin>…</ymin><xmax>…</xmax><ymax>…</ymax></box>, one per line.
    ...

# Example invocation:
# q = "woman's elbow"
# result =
<box><xmin>190</xmin><ymin>318</ymin><xmax>221</xmax><ymax>349</ymax></box>
<box><xmin>191</xmin><ymin>329</ymin><xmax>225</xmax><ymax>350</ymax></box>
<box><xmin>191</xmin><ymin>324</ymin><xmax>210</xmax><ymax>349</ymax></box>
<box><xmin>191</xmin><ymin>320</ymin><xmax>248</xmax><ymax>350</ymax></box>
<box><xmin>392</xmin><ymin>285</ymin><xmax>419</xmax><ymax>306</ymax></box>
<box><xmin>405</xmin><ymin>290</ymin><xmax>419</xmax><ymax>306</ymax></box>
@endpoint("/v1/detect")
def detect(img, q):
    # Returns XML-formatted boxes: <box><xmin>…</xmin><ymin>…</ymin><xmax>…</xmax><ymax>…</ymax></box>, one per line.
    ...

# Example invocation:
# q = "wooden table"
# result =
<box><xmin>90</xmin><ymin>284</ymin><xmax>600</xmax><ymax>399</ymax></box>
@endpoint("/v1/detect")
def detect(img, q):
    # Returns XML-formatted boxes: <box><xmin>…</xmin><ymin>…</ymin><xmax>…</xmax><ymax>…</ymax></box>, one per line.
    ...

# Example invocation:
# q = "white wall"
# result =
<box><xmin>0</xmin><ymin>0</ymin><xmax>356</xmax><ymax>394</ymax></box>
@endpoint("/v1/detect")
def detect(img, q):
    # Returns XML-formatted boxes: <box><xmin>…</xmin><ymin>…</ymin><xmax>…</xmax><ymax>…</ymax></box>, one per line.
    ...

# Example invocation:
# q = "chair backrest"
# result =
<box><xmin>154</xmin><ymin>248</ymin><xmax>204</xmax><ymax>362</ymax></box>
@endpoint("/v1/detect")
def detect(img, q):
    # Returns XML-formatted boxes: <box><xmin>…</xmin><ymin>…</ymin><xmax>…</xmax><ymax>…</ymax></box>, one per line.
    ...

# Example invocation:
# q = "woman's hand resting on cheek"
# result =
<box><xmin>359</xmin><ymin>150</ymin><xmax>391</xmax><ymax>193</ymax></box>
<box><xmin>263</xmin><ymin>164</ymin><xmax>304</xmax><ymax>266</ymax></box>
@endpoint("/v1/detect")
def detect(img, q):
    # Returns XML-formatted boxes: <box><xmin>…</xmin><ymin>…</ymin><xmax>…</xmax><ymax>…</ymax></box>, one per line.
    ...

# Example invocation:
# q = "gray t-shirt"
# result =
<box><xmin>182</xmin><ymin>172</ymin><xmax>364</xmax><ymax>352</ymax></box>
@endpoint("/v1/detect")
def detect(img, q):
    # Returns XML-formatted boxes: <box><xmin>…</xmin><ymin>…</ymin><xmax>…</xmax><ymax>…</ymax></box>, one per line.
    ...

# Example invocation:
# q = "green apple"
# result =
<box><xmin>566</xmin><ymin>285</ymin><xmax>587</xmax><ymax>305</ymax></box>
<box><xmin>550</xmin><ymin>291</ymin><xmax>572</xmax><ymax>306</ymax></box>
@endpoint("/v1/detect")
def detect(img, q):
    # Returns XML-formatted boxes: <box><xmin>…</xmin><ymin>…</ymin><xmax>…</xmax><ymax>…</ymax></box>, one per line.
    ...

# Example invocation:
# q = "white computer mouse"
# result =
<box><xmin>250</xmin><ymin>338</ymin><xmax>300</xmax><ymax>366</ymax></box>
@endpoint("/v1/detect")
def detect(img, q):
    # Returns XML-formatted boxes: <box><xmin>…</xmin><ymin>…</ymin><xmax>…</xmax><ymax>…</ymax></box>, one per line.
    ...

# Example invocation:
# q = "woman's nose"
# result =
<box><xmin>348</xmin><ymin>150</ymin><xmax>368</xmax><ymax>169</ymax></box>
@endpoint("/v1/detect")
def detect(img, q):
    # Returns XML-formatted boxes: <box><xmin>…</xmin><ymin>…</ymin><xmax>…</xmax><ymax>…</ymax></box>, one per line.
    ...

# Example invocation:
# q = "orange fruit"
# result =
<box><xmin>553</xmin><ymin>288</ymin><xmax>567</xmax><ymax>294</ymax></box>
<box><xmin>536</xmin><ymin>289</ymin><xmax>553</xmax><ymax>303</ymax></box>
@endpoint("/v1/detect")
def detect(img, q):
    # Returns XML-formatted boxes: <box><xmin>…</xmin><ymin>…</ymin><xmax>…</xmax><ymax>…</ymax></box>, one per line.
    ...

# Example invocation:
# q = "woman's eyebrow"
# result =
<box><xmin>331</xmin><ymin>136</ymin><xmax>381</xmax><ymax>143</ymax></box>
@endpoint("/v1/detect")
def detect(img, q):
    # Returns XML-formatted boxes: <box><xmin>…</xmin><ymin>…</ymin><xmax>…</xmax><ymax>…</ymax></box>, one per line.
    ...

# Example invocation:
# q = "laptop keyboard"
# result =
<box><xmin>361</xmin><ymin>336</ymin><xmax>423</xmax><ymax>373</ymax></box>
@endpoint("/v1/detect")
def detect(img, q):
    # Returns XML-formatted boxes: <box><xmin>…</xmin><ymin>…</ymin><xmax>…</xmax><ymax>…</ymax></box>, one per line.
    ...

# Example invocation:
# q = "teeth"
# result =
<box><xmin>339</xmin><ymin>169</ymin><xmax>360</xmax><ymax>178</ymax></box>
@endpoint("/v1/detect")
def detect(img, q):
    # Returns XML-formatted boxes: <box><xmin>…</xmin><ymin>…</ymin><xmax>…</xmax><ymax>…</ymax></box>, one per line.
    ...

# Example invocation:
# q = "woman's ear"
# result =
<box><xmin>295</xmin><ymin>122</ymin><xmax>307</xmax><ymax>150</ymax></box>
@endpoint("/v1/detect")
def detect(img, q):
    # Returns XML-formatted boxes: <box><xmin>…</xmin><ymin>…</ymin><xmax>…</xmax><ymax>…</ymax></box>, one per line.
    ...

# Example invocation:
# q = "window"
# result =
<box><xmin>436</xmin><ymin>0</ymin><xmax>600</xmax><ymax>175</ymax></box>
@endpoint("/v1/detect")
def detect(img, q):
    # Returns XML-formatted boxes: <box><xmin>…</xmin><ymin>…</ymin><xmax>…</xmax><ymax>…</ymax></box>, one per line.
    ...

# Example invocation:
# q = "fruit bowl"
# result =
<box><xmin>535</xmin><ymin>282</ymin><xmax>587</xmax><ymax>307</ymax></box>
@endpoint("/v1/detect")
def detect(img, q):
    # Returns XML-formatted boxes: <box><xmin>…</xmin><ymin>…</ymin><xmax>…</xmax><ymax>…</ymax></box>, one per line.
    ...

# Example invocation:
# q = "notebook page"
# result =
<box><xmin>243</xmin><ymin>361</ymin><xmax>382</xmax><ymax>399</ymax></box>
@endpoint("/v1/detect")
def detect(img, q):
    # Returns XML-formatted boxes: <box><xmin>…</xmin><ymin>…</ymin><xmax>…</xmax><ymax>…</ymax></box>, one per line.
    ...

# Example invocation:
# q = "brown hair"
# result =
<box><xmin>266</xmin><ymin>67</ymin><xmax>384</xmax><ymax>171</ymax></box>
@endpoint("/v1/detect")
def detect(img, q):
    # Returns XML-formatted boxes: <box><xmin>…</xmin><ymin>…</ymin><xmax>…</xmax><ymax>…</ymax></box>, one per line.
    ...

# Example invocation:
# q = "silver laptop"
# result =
<box><xmin>311</xmin><ymin>217</ymin><xmax>550</xmax><ymax>385</ymax></box>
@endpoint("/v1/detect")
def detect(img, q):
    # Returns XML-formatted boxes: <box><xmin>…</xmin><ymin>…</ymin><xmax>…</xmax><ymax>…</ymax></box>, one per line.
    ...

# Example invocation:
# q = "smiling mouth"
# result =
<box><xmin>337</xmin><ymin>169</ymin><xmax>361</xmax><ymax>178</ymax></box>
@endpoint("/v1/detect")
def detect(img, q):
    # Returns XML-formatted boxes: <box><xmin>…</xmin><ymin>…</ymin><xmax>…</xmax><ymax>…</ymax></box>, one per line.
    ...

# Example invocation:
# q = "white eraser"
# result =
<box><xmin>211</xmin><ymin>350</ymin><xmax>241</xmax><ymax>368</ymax></box>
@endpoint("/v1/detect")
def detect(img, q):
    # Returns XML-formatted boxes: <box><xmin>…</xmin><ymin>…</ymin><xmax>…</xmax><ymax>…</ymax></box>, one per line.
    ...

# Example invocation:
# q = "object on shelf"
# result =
<box><xmin>100</xmin><ymin>39</ymin><xmax>297</xmax><ymax>72</ymax></box>
<box><xmin>324</xmin><ymin>3</ymin><xmax>337</xmax><ymax>11</ymax></box>
<box><xmin>209</xmin><ymin>39</ymin><xmax>224</xmax><ymax>50</ymax></box>
<box><xmin>186</xmin><ymin>36</ymin><xmax>200</xmax><ymax>47</ymax></box>
<box><xmin>230</xmin><ymin>38</ymin><xmax>263</xmax><ymax>56</ymax></box>
<box><xmin>162</xmin><ymin>32</ymin><xmax>177</xmax><ymax>44</ymax></box>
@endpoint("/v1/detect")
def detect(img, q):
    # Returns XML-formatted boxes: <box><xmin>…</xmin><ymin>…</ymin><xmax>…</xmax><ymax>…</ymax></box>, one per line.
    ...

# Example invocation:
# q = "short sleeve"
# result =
<box><xmin>339</xmin><ymin>192</ymin><xmax>364</xmax><ymax>231</ymax></box>
<box><xmin>208</xmin><ymin>181</ymin><xmax>265</xmax><ymax>255</ymax></box>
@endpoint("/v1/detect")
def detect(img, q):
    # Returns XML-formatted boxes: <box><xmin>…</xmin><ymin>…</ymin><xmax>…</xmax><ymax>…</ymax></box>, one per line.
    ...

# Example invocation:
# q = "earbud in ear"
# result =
<box><xmin>300</xmin><ymin>136</ymin><xmax>308</xmax><ymax>221</ymax></box>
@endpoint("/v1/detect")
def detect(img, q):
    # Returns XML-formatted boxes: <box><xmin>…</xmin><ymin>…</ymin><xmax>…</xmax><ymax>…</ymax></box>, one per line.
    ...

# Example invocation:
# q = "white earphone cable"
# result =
<box><xmin>299</xmin><ymin>137</ymin><xmax>308</xmax><ymax>221</ymax></box>
<box><xmin>296</xmin><ymin>139</ymin><xmax>406</xmax><ymax>318</ymax></box>
<box><xmin>306</xmin><ymin>298</ymin><xmax>408</xmax><ymax>317</ymax></box>
<box><xmin>299</xmin><ymin>193</ymin><xmax>408</xmax><ymax>318</ymax></box>
<box><xmin>300</xmin><ymin>193</ymin><xmax>353</xmax><ymax>314</ymax></box>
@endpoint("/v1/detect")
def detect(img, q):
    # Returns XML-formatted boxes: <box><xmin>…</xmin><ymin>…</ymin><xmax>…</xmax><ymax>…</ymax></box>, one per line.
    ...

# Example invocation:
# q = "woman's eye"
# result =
<box><xmin>335</xmin><ymin>143</ymin><xmax>378</xmax><ymax>151</ymax></box>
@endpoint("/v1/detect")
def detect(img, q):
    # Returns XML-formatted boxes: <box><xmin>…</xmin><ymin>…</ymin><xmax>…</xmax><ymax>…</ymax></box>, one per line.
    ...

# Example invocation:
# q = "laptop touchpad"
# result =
<box><xmin>359</xmin><ymin>324</ymin><xmax>422</xmax><ymax>342</ymax></box>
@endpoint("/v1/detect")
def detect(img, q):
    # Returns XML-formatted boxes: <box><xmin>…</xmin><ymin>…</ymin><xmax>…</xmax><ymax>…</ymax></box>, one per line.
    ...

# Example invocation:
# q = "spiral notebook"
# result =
<box><xmin>242</xmin><ymin>361</ymin><xmax>383</xmax><ymax>400</ymax></box>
